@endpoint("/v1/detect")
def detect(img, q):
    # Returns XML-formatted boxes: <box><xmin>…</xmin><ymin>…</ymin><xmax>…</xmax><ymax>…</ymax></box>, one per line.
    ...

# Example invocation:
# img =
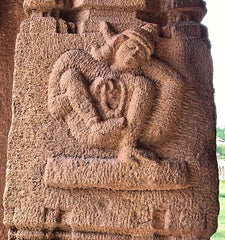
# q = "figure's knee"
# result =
<box><xmin>60</xmin><ymin>69</ymin><xmax>84</xmax><ymax>93</ymax></box>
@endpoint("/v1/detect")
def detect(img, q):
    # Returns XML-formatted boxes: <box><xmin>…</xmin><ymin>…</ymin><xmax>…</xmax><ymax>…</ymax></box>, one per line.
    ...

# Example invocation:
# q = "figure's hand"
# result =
<box><xmin>99</xmin><ymin>21</ymin><xmax>116</xmax><ymax>39</ymax></box>
<box><xmin>49</xmin><ymin>95</ymin><xmax>72</xmax><ymax>120</ymax></box>
<box><xmin>99</xmin><ymin>21</ymin><xmax>108</xmax><ymax>31</ymax></box>
<box><xmin>90</xmin><ymin>117</ymin><xmax>126</xmax><ymax>135</ymax></box>
<box><xmin>105</xmin><ymin>110</ymin><xmax>115</xmax><ymax>119</ymax></box>
<box><xmin>114</xmin><ymin>108</ymin><xmax>123</xmax><ymax>118</ymax></box>
<box><xmin>90</xmin><ymin>77</ymin><xmax>110</xmax><ymax>95</ymax></box>
<box><xmin>60</xmin><ymin>69</ymin><xmax>83</xmax><ymax>93</ymax></box>
<box><xmin>91</xmin><ymin>43</ymin><xmax>101</xmax><ymax>60</ymax></box>
<box><xmin>105</xmin><ymin>108</ymin><xmax>123</xmax><ymax>119</ymax></box>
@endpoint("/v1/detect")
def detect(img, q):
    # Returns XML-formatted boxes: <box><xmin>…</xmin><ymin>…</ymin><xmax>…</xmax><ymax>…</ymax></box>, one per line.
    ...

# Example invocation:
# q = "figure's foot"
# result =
<box><xmin>89</xmin><ymin>117</ymin><xmax>126</xmax><ymax>137</ymax></box>
<box><xmin>118</xmin><ymin>147</ymin><xmax>159</xmax><ymax>166</ymax></box>
<box><xmin>86</xmin><ymin>116</ymin><xmax>101</xmax><ymax>128</ymax></box>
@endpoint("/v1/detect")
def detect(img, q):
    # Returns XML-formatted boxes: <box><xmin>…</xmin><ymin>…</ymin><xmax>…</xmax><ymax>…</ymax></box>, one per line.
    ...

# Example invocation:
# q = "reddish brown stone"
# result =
<box><xmin>3</xmin><ymin>1</ymin><xmax>219</xmax><ymax>239</ymax></box>
<box><xmin>0</xmin><ymin>1</ymin><xmax>24</xmax><ymax>239</ymax></box>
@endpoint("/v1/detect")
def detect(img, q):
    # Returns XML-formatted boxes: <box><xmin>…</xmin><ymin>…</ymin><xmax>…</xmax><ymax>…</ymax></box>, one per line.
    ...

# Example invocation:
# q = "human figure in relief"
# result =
<box><xmin>48</xmin><ymin>22</ymin><xmax>159</xmax><ymax>163</ymax></box>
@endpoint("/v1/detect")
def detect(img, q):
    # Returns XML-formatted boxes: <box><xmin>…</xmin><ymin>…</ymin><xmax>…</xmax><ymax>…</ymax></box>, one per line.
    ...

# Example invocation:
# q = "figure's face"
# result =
<box><xmin>114</xmin><ymin>39</ymin><xmax>148</xmax><ymax>72</ymax></box>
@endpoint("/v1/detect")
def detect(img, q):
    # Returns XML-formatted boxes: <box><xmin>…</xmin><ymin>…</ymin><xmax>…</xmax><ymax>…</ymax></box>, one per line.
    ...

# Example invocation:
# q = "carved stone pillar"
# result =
<box><xmin>4</xmin><ymin>0</ymin><xmax>219</xmax><ymax>239</ymax></box>
<box><xmin>0</xmin><ymin>1</ymin><xmax>24</xmax><ymax>239</ymax></box>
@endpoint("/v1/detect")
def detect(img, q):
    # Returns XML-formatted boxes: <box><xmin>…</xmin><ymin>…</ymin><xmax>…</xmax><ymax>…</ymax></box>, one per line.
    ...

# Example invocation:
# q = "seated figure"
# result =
<box><xmin>48</xmin><ymin>22</ymin><xmax>165</xmax><ymax>163</ymax></box>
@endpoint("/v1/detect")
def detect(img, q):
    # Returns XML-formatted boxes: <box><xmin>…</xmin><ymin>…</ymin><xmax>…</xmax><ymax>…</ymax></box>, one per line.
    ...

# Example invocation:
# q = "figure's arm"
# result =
<box><xmin>48</xmin><ymin>69</ymin><xmax>76</xmax><ymax>120</ymax></box>
<box><xmin>48</xmin><ymin>94</ymin><xmax>72</xmax><ymax>120</ymax></box>
<box><xmin>91</xmin><ymin>22</ymin><xmax>126</xmax><ymax>65</ymax></box>
<box><xmin>143</xmin><ymin>58</ymin><xmax>185</xmax><ymax>86</ymax></box>
<box><xmin>99</xmin><ymin>21</ymin><xmax>117</xmax><ymax>39</ymax></box>
<box><xmin>61</xmin><ymin>69</ymin><xmax>103</xmax><ymax>125</ymax></box>
<box><xmin>48</xmin><ymin>69</ymin><xmax>87</xmax><ymax>120</ymax></box>
<box><xmin>142</xmin><ymin>58</ymin><xmax>185</xmax><ymax>142</ymax></box>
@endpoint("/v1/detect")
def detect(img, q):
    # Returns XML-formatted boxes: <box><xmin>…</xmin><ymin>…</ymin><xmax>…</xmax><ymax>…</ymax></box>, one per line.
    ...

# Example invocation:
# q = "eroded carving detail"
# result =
<box><xmin>48</xmin><ymin>22</ymin><xmax>185</xmax><ymax>164</ymax></box>
<box><xmin>46</xmin><ymin>21</ymin><xmax>190</xmax><ymax>191</ymax></box>
<box><xmin>4</xmin><ymin>1</ymin><xmax>218</xmax><ymax>239</ymax></box>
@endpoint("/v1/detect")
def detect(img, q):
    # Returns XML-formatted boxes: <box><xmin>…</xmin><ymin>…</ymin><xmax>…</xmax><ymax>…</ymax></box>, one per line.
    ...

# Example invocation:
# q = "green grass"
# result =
<box><xmin>211</xmin><ymin>180</ymin><xmax>225</xmax><ymax>239</ymax></box>
<box><xmin>213</xmin><ymin>230</ymin><xmax>225</xmax><ymax>240</ymax></box>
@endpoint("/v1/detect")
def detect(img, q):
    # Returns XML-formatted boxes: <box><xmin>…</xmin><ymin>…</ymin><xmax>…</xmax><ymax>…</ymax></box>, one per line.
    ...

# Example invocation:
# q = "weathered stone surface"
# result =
<box><xmin>3</xmin><ymin>0</ymin><xmax>218</xmax><ymax>239</ymax></box>
<box><xmin>0</xmin><ymin>1</ymin><xmax>24</xmax><ymax>239</ymax></box>
<box><xmin>44</xmin><ymin>157</ymin><xmax>190</xmax><ymax>190</ymax></box>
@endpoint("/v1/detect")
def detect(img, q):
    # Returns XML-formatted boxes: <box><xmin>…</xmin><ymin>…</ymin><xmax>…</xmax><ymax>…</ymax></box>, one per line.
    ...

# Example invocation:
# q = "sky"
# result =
<box><xmin>202</xmin><ymin>0</ymin><xmax>225</xmax><ymax>127</ymax></box>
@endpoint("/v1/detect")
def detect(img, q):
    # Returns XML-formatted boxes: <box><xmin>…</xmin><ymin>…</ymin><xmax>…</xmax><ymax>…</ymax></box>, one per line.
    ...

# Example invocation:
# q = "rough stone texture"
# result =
<box><xmin>3</xmin><ymin>0</ymin><xmax>219</xmax><ymax>239</ymax></box>
<box><xmin>0</xmin><ymin>1</ymin><xmax>24</xmax><ymax>240</ymax></box>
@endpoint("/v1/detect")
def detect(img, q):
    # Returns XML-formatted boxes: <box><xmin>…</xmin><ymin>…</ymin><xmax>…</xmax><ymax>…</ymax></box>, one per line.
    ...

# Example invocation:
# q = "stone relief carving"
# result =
<box><xmin>4</xmin><ymin>0</ymin><xmax>219</xmax><ymax>239</ymax></box>
<box><xmin>48</xmin><ymin>22</ymin><xmax>184</xmax><ymax>164</ymax></box>
<box><xmin>46</xmin><ymin>22</ymin><xmax>190</xmax><ymax>191</ymax></box>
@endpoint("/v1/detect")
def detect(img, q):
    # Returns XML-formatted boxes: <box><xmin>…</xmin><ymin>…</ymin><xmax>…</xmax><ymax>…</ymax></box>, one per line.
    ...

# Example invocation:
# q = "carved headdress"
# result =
<box><xmin>91</xmin><ymin>23</ymin><xmax>159</xmax><ymax>65</ymax></box>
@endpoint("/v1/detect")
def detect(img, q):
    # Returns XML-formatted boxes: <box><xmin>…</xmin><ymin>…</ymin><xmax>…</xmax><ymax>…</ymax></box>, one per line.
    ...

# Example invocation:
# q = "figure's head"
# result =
<box><xmin>91</xmin><ymin>23</ymin><xmax>159</xmax><ymax>73</ymax></box>
<box><xmin>113</xmin><ymin>26</ymin><xmax>157</xmax><ymax>72</ymax></box>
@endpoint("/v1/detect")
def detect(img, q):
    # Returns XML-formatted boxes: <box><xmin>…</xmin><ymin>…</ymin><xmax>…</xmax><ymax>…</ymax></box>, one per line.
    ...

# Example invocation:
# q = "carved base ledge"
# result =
<box><xmin>8</xmin><ymin>229</ymin><xmax>210</xmax><ymax>240</ymax></box>
<box><xmin>44</xmin><ymin>157</ymin><xmax>190</xmax><ymax>191</ymax></box>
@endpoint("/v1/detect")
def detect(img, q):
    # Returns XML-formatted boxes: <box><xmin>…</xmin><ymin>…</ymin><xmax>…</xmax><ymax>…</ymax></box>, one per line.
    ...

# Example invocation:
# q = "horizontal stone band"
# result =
<box><xmin>44</xmin><ymin>156</ymin><xmax>190</xmax><ymax>191</ymax></box>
